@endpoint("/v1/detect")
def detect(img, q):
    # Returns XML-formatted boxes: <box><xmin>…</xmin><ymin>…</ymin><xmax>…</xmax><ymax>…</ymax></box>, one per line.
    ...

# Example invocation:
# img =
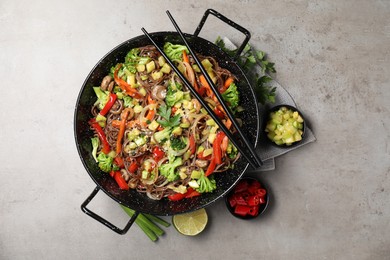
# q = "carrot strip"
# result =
<box><xmin>199</xmin><ymin>75</ymin><xmax>213</xmax><ymax>97</ymax></box>
<box><xmin>114</xmin><ymin>64</ymin><xmax>142</xmax><ymax>99</ymax></box>
<box><xmin>224</xmin><ymin>118</ymin><xmax>232</xmax><ymax>130</ymax></box>
<box><xmin>147</xmin><ymin>94</ymin><xmax>156</xmax><ymax>105</ymax></box>
<box><xmin>116</xmin><ymin>109</ymin><xmax>130</xmax><ymax>155</ymax></box>
<box><xmin>182</xmin><ymin>50</ymin><xmax>189</xmax><ymax>63</ymax></box>
<box><xmin>224</xmin><ymin>77</ymin><xmax>234</xmax><ymax>88</ymax></box>
<box><xmin>144</xmin><ymin>94</ymin><xmax>156</xmax><ymax>122</ymax></box>
<box><xmin>145</xmin><ymin>109</ymin><xmax>155</xmax><ymax>121</ymax></box>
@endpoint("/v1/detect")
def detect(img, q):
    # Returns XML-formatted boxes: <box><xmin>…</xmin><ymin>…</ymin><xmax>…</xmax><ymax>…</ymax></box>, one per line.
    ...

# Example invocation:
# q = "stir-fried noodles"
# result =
<box><xmin>89</xmin><ymin>43</ymin><xmax>241</xmax><ymax>201</ymax></box>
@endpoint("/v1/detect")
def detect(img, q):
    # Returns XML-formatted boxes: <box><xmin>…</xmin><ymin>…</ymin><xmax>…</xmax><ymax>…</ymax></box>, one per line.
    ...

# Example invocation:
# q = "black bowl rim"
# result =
<box><xmin>263</xmin><ymin>104</ymin><xmax>306</xmax><ymax>148</ymax></box>
<box><xmin>224</xmin><ymin>176</ymin><xmax>269</xmax><ymax>220</ymax></box>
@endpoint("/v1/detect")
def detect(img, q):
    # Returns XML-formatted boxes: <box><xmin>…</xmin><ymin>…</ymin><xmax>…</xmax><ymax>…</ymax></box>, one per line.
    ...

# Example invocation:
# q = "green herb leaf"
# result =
<box><xmin>157</xmin><ymin>104</ymin><xmax>181</xmax><ymax>128</ymax></box>
<box><xmin>215</xmin><ymin>37</ymin><xmax>277</xmax><ymax>105</ymax></box>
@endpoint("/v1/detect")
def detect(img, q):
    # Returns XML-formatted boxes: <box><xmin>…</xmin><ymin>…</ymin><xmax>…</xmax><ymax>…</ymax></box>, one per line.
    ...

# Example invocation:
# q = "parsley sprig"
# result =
<box><xmin>156</xmin><ymin>105</ymin><xmax>181</xmax><ymax>128</ymax></box>
<box><xmin>215</xmin><ymin>37</ymin><xmax>276</xmax><ymax>104</ymax></box>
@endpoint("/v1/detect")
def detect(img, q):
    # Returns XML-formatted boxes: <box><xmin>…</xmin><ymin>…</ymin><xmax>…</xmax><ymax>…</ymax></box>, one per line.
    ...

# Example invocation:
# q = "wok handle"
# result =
<box><xmin>194</xmin><ymin>8</ymin><xmax>251</xmax><ymax>60</ymax></box>
<box><xmin>80</xmin><ymin>186</ymin><xmax>139</xmax><ymax>235</ymax></box>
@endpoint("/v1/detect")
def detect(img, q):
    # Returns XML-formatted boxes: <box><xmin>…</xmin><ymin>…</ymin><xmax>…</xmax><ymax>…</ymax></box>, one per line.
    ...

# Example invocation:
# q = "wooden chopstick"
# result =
<box><xmin>165</xmin><ymin>10</ymin><xmax>263</xmax><ymax>168</ymax></box>
<box><xmin>141</xmin><ymin>27</ymin><xmax>262</xmax><ymax>169</ymax></box>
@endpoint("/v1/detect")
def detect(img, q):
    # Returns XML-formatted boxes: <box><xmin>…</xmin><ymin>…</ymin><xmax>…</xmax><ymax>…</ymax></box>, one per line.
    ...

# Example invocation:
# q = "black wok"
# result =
<box><xmin>74</xmin><ymin>9</ymin><xmax>260</xmax><ymax>234</ymax></box>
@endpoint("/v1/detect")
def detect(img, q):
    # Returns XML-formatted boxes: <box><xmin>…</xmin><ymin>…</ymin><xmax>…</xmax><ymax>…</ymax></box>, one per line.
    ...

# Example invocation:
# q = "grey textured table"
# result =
<box><xmin>1</xmin><ymin>1</ymin><xmax>389</xmax><ymax>259</ymax></box>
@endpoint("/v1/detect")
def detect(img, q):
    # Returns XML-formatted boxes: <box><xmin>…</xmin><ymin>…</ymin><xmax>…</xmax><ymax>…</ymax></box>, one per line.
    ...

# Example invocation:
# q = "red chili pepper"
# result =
<box><xmin>234</xmin><ymin>194</ymin><xmax>248</xmax><ymax>206</ymax></box>
<box><xmin>189</xmin><ymin>135</ymin><xmax>196</xmax><ymax>155</ymax></box>
<box><xmin>234</xmin><ymin>180</ymin><xmax>249</xmax><ymax>193</ymax></box>
<box><xmin>99</xmin><ymin>93</ymin><xmax>117</xmax><ymax>116</ymax></box>
<box><xmin>255</xmin><ymin>188</ymin><xmax>267</xmax><ymax>197</ymax></box>
<box><xmin>213</xmin><ymin>131</ymin><xmax>226</xmax><ymax>165</ymax></box>
<box><xmin>228</xmin><ymin>196</ymin><xmax>237</xmax><ymax>208</ymax></box>
<box><xmin>128</xmin><ymin>162</ymin><xmax>139</xmax><ymax>174</ymax></box>
<box><xmin>89</xmin><ymin>118</ymin><xmax>110</xmax><ymax>154</ymax></box>
<box><xmin>152</xmin><ymin>146</ymin><xmax>165</xmax><ymax>162</ymax></box>
<box><xmin>114</xmin><ymin>64</ymin><xmax>142</xmax><ymax>99</ymax></box>
<box><xmin>250</xmin><ymin>180</ymin><xmax>262</xmax><ymax>189</ymax></box>
<box><xmin>234</xmin><ymin>205</ymin><xmax>251</xmax><ymax>216</ymax></box>
<box><xmin>228</xmin><ymin>179</ymin><xmax>267</xmax><ymax>217</ymax></box>
<box><xmin>248</xmin><ymin>206</ymin><xmax>260</xmax><ymax>216</ymax></box>
<box><xmin>259</xmin><ymin>196</ymin><xmax>267</xmax><ymax>204</ymax></box>
<box><xmin>205</xmin><ymin>157</ymin><xmax>216</xmax><ymax>177</ymax></box>
<box><xmin>110</xmin><ymin>171</ymin><xmax>129</xmax><ymax>190</ymax></box>
<box><xmin>247</xmin><ymin>195</ymin><xmax>260</xmax><ymax>206</ymax></box>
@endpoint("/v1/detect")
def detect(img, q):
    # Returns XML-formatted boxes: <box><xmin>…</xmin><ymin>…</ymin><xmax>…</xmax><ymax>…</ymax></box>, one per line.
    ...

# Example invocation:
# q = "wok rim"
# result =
<box><xmin>74</xmin><ymin>31</ymin><xmax>260</xmax><ymax>215</ymax></box>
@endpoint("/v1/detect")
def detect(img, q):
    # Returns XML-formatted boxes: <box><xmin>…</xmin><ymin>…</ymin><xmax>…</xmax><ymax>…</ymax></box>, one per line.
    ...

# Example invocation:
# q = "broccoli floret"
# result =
<box><xmin>221</xmin><ymin>82</ymin><xmax>239</xmax><ymax>109</ymax></box>
<box><xmin>163</xmin><ymin>42</ymin><xmax>188</xmax><ymax>61</ymax></box>
<box><xmin>97</xmin><ymin>153</ymin><xmax>114</xmax><ymax>173</ymax></box>
<box><xmin>166</xmin><ymin>91</ymin><xmax>184</xmax><ymax>107</ymax></box>
<box><xmin>91</xmin><ymin>137</ymin><xmax>99</xmax><ymax>162</ymax></box>
<box><xmin>122</xmin><ymin>48</ymin><xmax>150</xmax><ymax>74</ymax></box>
<box><xmin>226</xmin><ymin>142</ymin><xmax>238</xmax><ymax>159</ymax></box>
<box><xmin>159</xmin><ymin>157</ymin><xmax>183</xmax><ymax>182</ymax></box>
<box><xmin>170</xmin><ymin>136</ymin><xmax>186</xmax><ymax>151</ymax></box>
<box><xmin>196</xmin><ymin>170</ymin><xmax>217</xmax><ymax>193</ymax></box>
<box><xmin>93</xmin><ymin>87</ymin><xmax>110</xmax><ymax>110</ymax></box>
<box><xmin>123</xmin><ymin>95</ymin><xmax>133</xmax><ymax>108</ymax></box>
<box><xmin>125</xmin><ymin>48</ymin><xmax>141</xmax><ymax>62</ymax></box>
<box><xmin>165</xmin><ymin>82</ymin><xmax>184</xmax><ymax>107</ymax></box>
<box><xmin>153</xmin><ymin>127</ymin><xmax>172</xmax><ymax>144</ymax></box>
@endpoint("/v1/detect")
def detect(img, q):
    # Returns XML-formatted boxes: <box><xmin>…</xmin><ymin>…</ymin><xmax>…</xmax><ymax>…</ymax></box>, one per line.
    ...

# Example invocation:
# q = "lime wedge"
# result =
<box><xmin>172</xmin><ymin>208</ymin><xmax>208</xmax><ymax>236</ymax></box>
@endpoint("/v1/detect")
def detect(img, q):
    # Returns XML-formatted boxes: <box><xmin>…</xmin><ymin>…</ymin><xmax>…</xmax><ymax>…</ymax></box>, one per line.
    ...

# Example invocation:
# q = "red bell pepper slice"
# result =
<box><xmin>152</xmin><ymin>146</ymin><xmax>165</xmax><ymax>162</ymax></box>
<box><xmin>184</xmin><ymin>188</ymin><xmax>201</xmax><ymax>198</ymax></box>
<box><xmin>114</xmin><ymin>156</ymin><xmax>124</xmax><ymax>168</ymax></box>
<box><xmin>205</xmin><ymin>157</ymin><xmax>216</xmax><ymax>177</ymax></box>
<box><xmin>89</xmin><ymin>118</ymin><xmax>110</xmax><ymax>154</ymax></box>
<box><xmin>197</xmin><ymin>151</ymin><xmax>212</xmax><ymax>160</ymax></box>
<box><xmin>168</xmin><ymin>188</ymin><xmax>201</xmax><ymax>201</ymax></box>
<box><xmin>213</xmin><ymin>107</ymin><xmax>225</xmax><ymax>119</ymax></box>
<box><xmin>213</xmin><ymin>131</ymin><xmax>226</xmax><ymax>165</ymax></box>
<box><xmin>128</xmin><ymin>162</ymin><xmax>139</xmax><ymax>174</ymax></box>
<box><xmin>99</xmin><ymin>92</ymin><xmax>117</xmax><ymax>116</ymax></box>
<box><xmin>168</xmin><ymin>192</ymin><xmax>186</xmax><ymax>201</ymax></box>
<box><xmin>114</xmin><ymin>64</ymin><xmax>142</xmax><ymax>99</ymax></box>
<box><xmin>110</xmin><ymin>171</ymin><xmax>129</xmax><ymax>190</ymax></box>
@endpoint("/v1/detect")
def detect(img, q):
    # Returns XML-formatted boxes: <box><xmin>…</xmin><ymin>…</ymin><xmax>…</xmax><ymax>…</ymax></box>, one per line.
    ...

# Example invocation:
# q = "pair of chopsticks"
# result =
<box><xmin>141</xmin><ymin>11</ymin><xmax>263</xmax><ymax>169</ymax></box>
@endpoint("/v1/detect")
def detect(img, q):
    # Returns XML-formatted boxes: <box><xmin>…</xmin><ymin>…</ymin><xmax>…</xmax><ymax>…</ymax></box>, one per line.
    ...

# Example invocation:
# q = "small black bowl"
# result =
<box><xmin>225</xmin><ymin>177</ymin><xmax>269</xmax><ymax>220</ymax></box>
<box><xmin>263</xmin><ymin>104</ymin><xmax>306</xmax><ymax>148</ymax></box>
